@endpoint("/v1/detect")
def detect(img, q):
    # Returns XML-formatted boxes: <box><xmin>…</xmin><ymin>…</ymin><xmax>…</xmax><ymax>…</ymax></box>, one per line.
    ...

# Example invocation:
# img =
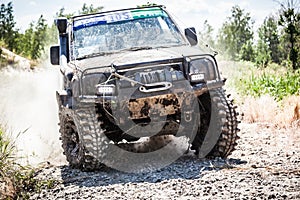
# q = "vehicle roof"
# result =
<box><xmin>71</xmin><ymin>5</ymin><xmax>166</xmax><ymax>21</ymax></box>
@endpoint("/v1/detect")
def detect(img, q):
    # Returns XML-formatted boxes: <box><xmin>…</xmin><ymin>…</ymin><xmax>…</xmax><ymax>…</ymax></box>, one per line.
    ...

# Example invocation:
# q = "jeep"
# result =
<box><xmin>50</xmin><ymin>5</ymin><xmax>240</xmax><ymax>171</ymax></box>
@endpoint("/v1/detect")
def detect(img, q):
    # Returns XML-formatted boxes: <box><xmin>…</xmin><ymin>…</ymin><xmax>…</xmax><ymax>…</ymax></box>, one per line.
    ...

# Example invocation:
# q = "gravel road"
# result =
<box><xmin>30</xmin><ymin>123</ymin><xmax>300</xmax><ymax>199</ymax></box>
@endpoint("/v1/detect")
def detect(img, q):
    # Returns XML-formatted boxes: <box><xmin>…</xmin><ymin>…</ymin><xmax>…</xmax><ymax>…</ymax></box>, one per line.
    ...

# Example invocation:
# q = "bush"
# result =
<box><xmin>0</xmin><ymin>125</ymin><xmax>56</xmax><ymax>199</ymax></box>
<box><xmin>238</xmin><ymin>70</ymin><xmax>300</xmax><ymax>101</ymax></box>
<box><xmin>220</xmin><ymin>60</ymin><xmax>300</xmax><ymax>127</ymax></box>
<box><xmin>0</xmin><ymin>40</ymin><xmax>9</xmax><ymax>68</ymax></box>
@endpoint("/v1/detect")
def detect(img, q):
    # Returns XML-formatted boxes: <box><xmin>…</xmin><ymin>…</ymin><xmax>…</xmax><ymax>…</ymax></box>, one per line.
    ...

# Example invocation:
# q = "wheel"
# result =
<box><xmin>59</xmin><ymin>107</ymin><xmax>85</xmax><ymax>169</ymax></box>
<box><xmin>59</xmin><ymin>103</ymin><xmax>106</xmax><ymax>171</ymax></box>
<box><xmin>191</xmin><ymin>88</ymin><xmax>240</xmax><ymax>158</ymax></box>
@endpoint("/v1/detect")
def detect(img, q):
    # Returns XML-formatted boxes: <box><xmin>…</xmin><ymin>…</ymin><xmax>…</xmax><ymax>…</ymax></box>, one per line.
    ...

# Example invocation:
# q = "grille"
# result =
<box><xmin>119</xmin><ymin>67</ymin><xmax>185</xmax><ymax>88</ymax></box>
<box><xmin>138</xmin><ymin>70</ymin><xmax>166</xmax><ymax>84</ymax></box>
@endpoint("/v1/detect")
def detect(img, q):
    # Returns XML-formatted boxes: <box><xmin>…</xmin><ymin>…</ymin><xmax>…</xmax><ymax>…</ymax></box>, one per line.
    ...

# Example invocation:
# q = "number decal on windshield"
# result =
<box><xmin>73</xmin><ymin>8</ymin><xmax>167</xmax><ymax>31</ymax></box>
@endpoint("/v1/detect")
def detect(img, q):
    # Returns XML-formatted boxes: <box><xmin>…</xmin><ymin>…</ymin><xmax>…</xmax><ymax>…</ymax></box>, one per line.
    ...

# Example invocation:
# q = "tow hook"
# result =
<box><xmin>184</xmin><ymin>111</ymin><xmax>193</xmax><ymax>122</ymax></box>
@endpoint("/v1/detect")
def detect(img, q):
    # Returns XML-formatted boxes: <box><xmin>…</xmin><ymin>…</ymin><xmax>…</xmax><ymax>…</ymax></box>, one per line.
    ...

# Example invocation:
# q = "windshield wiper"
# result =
<box><xmin>125</xmin><ymin>46</ymin><xmax>153</xmax><ymax>51</ymax></box>
<box><xmin>76</xmin><ymin>52</ymin><xmax>108</xmax><ymax>60</ymax></box>
<box><xmin>156</xmin><ymin>44</ymin><xmax>186</xmax><ymax>48</ymax></box>
<box><xmin>127</xmin><ymin>44</ymin><xmax>185</xmax><ymax>51</ymax></box>
<box><xmin>76</xmin><ymin>47</ymin><xmax>154</xmax><ymax>60</ymax></box>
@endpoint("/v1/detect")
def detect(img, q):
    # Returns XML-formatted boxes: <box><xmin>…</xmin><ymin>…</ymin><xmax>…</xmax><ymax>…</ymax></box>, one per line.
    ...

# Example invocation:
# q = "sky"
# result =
<box><xmin>2</xmin><ymin>0</ymin><xmax>280</xmax><ymax>35</ymax></box>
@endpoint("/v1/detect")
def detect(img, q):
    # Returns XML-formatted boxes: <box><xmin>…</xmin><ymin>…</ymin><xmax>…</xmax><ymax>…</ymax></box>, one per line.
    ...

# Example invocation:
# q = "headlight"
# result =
<box><xmin>96</xmin><ymin>85</ymin><xmax>115</xmax><ymax>96</ymax></box>
<box><xmin>82</xmin><ymin>73</ymin><xmax>107</xmax><ymax>95</ymax></box>
<box><xmin>189</xmin><ymin>57</ymin><xmax>217</xmax><ymax>82</ymax></box>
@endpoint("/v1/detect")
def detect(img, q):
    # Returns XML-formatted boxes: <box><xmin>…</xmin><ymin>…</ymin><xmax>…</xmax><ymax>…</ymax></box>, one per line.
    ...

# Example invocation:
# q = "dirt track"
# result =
<box><xmin>30</xmin><ymin>123</ymin><xmax>300</xmax><ymax>199</ymax></box>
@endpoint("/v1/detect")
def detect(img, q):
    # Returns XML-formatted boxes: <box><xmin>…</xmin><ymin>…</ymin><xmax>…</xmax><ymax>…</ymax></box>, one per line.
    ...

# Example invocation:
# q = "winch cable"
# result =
<box><xmin>112</xmin><ymin>71</ymin><xmax>145</xmax><ymax>87</ymax></box>
<box><xmin>96</xmin><ymin>66</ymin><xmax>146</xmax><ymax>125</ymax></box>
<box><xmin>98</xmin><ymin>70</ymin><xmax>164</xmax><ymax>138</ymax></box>
<box><xmin>105</xmin><ymin>72</ymin><xmax>175</xmax><ymax>137</ymax></box>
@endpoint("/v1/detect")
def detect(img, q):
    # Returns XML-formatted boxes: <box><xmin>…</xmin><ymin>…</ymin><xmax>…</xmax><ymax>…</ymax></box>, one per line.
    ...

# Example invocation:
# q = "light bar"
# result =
<box><xmin>190</xmin><ymin>73</ymin><xmax>205</xmax><ymax>82</ymax></box>
<box><xmin>96</xmin><ymin>85</ymin><xmax>115</xmax><ymax>95</ymax></box>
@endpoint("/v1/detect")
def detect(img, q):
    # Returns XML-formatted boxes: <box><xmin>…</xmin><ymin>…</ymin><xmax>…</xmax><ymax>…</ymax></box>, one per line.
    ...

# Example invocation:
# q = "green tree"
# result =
<box><xmin>217</xmin><ymin>5</ymin><xmax>254</xmax><ymax>61</ymax></box>
<box><xmin>256</xmin><ymin>35</ymin><xmax>271</xmax><ymax>67</ymax></box>
<box><xmin>14</xmin><ymin>16</ymin><xmax>47</xmax><ymax>60</ymax></box>
<box><xmin>199</xmin><ymin>20</ymin><xmax>215</xmax><ymax>49</ymax></box>
<box><xmin>56</xmin><ymin>7</ymin><xmax>74</xmax><ymax>19</ymax></box>
<box><xmin>30</xmin><ymin>15</ymin><xmax>47</xmax><ymax>59</ymax></box>
<box><xmin>239</xmin><ymin>40</ymin><xmax>255</xmax><ymax>62</ymax></box>
<box><xmin>278</xmin><ymin>29</ymin><xmax>291</xmax><ymax>64</ymax></box>
<box><xmin>14</xmin><ymin>22</ymin><xmax>34</xmax><ymax>56</ymax></box>
<box><xmin>0</xmin><ymin>2</ymin><xmax>17</xmax><ymax>50</ymax></box>
<box><xmin>80</xmin><ymin>3</ymin><xmax>103</xmax><ymax>15</ymax></box>
<box><xmin>49</xmin><ymin>3</ymin><xmax>104</xmax><ymax>45</ymax></box>
<box><xmin>46</xmin><ymin>23</ymin><xmax>58</xmax><ymax>45</ymax></box>
<box><xmin>256</xmin><ymin>16</ymin><xmax>281</xmax><ymax>66</ymax></box>
<box><xmin>137</xmin><ymin>2</ymin><xmax>158</xmax><ymax>7</ymax></box>
<box><xmin>57</xmin><ymin>4</ymin><xmax>103</xmax><ymax>19</ymax></box>
<box><xmin>277</xmin><ymin>0</ymin><xmax>300</xmax><ymax>70</ymax></box>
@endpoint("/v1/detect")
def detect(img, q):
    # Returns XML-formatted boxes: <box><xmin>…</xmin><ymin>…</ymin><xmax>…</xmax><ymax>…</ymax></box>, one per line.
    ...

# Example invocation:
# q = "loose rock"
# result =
<box><xmin>30</xmin><ymin>123</ymin><xmax>300</xmax><ymax>199</ymax></box>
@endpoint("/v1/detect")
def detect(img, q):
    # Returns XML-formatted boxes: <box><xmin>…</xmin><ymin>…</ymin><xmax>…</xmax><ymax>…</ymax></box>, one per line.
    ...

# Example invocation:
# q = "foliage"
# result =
<box><xmin>265</xmin><ymin>16</ymin><xmax>282</xmax><ymax>63</ymax></box>
<box><xmin>25</xmin><ymin>17</ymin><xmax>45</xmax><ymax>59</ymax></box>
<box><xmin>0</xmin><ymin>126</ymin><xmax>14</xmax><ymax>170</ymax></box>
<box><xmin>55</xmin><ymin>7</ymin><xmax>74</xmax><ymax>20</ymax></box>
<box><xmin>217</xmin><ymin>5</ymin><xmax>254</xmax><ymax>61</ymax></box>
<box><xmin>13</xmin><ymin>15</ymin><xmax>47</xmax><ymax>60</ymax></box>
<box><xmin>0</xmin><ymin>39</ymin><xmax>8</xmax><ymax>67</ymax></box>
<box><xmin>0</xmin><ymin>2</ymin><xmax>104</xmax><ymax>63</ymax></box>
<box><xmin>278</xmin><ymin>0</ymin><xmax>300</xmax><ymax>70</ymax></box>
<box><xmin>236</xmin><ymin>64</ymin><xmax>300</xmax><ymax>101</ymax></box>
<box><xmin>255</xmin><ymin>38</ymin><xmax>271</xmax><ymax>67</ymax></box>
<box><xmin>1</xmin><ymin>1</ymin><xmax>300</xmax><ymax>70</ymax></box>
<box><xmin>137</xmin><ymin>2</ymin><xmax>158</xmax><ymax>7</ymax></box>
<box><xmin>256</xmin><ymin>15</ymin><xmax>281</xmax><ymax>66</ymax></box>
<box><xmin>239</xmin><ymin>40</ymin><xmax>255</xmax><ymax>62</ymax></box>
<box><xmin>0</xmin><ymin>125</ymin><xmax>57</xmax><ymax>199</ymax></box>
<box><xmin>57</xmin><ymin>3</ymin><xmax>103</xmax><ymax>19</ymax></box>
<box><xmin>46</xmin><ymin>23</ymin><xmax>58</xmax><ymax>45</ymax></box>
<box><xmin>31</xmin><ymin>16</ymin><xmax>48</xmax><ymax>60</ymax></box>
<box><xmin>198</xmin><ymin>20</ymin><xmax>216</xmax><ymax>50</ymax></box>
<box><xmin>80</xmin><ymin>3</ymin><xmax>103</xmax><ymax>15</ymax></box>
<box><xmin>50</xmin><ymin>4</ymin><xmax>104</xmax><ymax>45</ymax></box>
<box><xmin>0</xmin><ymin>2</ymin><xmax>17</xmax><ymax>51</ymax></box>
<box><xmin>0</xmin><ymin>2</ymin><xmax>47</xmax><ymax>62</ymax></box>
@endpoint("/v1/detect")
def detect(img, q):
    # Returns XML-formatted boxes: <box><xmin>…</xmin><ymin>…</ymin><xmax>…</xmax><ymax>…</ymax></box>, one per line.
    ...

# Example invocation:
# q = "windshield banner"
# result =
<box><xmin>73</xmin><ymin>8</ymin><xmax>167</xmax><ymax>31</ymax></box>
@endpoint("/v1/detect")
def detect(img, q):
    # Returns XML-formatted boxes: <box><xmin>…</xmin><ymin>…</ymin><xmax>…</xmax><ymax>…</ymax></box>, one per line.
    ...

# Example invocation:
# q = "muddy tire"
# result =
<box><xmin>191</xmin><ymin>88</ymin><xmax>240</xmax><ymax>158</ymax></box>
<box><xmin>59</xmin><ymin>103</ymin><xmax>106</xmax><ymax>171</ymax></box>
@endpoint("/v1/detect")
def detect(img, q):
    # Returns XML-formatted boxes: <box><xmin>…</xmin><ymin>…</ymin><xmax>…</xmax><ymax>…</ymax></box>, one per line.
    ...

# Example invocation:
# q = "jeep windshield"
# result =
<box><xmin>71</xmin><ymin>7</ymin><xmax>187</xmax><ymax>60</ymax></box>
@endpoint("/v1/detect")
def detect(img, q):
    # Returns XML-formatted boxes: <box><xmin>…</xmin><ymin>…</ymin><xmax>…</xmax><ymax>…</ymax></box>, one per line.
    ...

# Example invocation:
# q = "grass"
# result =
<box><xmin>0</xmin><ymin>125</ymin><xmax>57</xmax><ymax>199</ymax></box>
<box><xmin>238</xmin><ymin>70</ymin><xmax>300</xmax><ymax>101</ymax></box>
<box><xmin>241</xmin><ymin>95</ymin><xmax>300</xmax><ymax>127</ymax></box>
<box><xmin>219</xmin><ymin>60</ymin><xmax>300</xmax><ymax>127</ymax></box>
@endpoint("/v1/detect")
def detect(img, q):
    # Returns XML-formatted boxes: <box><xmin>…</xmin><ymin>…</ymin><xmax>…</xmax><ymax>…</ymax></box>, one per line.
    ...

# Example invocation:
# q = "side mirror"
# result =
<box><xmin>50</xmin><ymin>45</ymin><xmax>59</xmax><ymax>65</ymax></box>
<box><xmin>185</xmin><ymin>27</ymin><xmax>198</xmax><ymax>46</ymax></box>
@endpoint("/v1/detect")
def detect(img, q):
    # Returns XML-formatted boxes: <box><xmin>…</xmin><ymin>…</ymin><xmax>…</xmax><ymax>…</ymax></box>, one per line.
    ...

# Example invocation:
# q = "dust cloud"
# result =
<box><xmin>0</xmin><ymin>61</ymin><xmax>201</xmax><ymax>168</ymax></box>
<box><xmin>0</xmin><ymin>62</ymin><xmax>66</xmax><ymax>166</ymax></box>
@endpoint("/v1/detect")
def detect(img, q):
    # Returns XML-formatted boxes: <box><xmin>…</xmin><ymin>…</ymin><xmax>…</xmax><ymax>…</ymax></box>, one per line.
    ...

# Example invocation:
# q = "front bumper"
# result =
<box><xmin>76</xmin><ymin>81</ymin><xmax>223</xmax><ymax>119</ymax></box>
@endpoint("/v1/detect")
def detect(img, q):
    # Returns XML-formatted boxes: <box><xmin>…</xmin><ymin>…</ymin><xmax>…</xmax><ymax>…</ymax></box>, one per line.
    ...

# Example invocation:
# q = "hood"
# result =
<box><xmin>73</xmin><ymin>45</ymin><xmax>206</xmax><ymax>71</ymax></box>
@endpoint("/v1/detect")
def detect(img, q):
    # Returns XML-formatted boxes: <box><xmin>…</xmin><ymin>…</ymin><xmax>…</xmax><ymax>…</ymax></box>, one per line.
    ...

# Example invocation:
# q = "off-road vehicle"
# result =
<box><xmin>50</xmin><ymin>5</ymin><xmax>240</xmax><ymax>171</ymax></box>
